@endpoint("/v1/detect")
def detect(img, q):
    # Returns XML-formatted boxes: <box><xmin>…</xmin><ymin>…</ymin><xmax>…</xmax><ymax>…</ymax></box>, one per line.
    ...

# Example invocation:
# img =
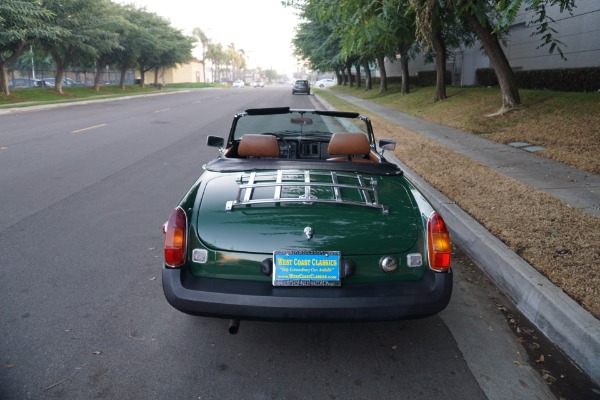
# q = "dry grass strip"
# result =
<box><xmin>372</xmin><ymin>116</ymin><xmax>600</xmax><ymax>320</ymax></box>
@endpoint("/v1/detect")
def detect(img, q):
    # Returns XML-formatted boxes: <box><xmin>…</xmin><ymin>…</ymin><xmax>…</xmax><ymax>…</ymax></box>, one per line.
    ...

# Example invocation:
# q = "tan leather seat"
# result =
<box><xmin>238</xmin><ymin>134</ymin><xmax>280</xmax><ymax>158</ymax></box>
<box><xmin>327</xmin><ymin>132</ymin><xmax>373</xmax><ymax>162</ymax></box>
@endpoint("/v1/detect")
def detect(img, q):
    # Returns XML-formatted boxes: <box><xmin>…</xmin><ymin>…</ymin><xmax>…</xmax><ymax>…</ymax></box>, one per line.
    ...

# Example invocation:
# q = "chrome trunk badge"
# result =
<box><xmin>304</xmin><ymin>226</ymin><xmax>313</xmax><ymax>240</ymax></box>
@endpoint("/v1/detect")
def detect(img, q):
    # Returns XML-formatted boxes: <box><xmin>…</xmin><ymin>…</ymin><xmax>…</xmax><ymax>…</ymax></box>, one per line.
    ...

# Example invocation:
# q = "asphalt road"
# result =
<box><xmin>0</xmin><ymin>86</ymin><xmax>556</xmax><ymax>399</ymax></box>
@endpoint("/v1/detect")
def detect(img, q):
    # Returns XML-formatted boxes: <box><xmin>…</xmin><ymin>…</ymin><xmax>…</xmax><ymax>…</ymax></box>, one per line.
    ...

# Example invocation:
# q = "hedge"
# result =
<box><xmin>416</xmin><ymin>70</ymin><xmax>453</xmax><ymax>87</ymax></box>
<box><xmin>476</xmin><ymin>67</ymin><xmax>600</xmax><ymax>92</ymax></box>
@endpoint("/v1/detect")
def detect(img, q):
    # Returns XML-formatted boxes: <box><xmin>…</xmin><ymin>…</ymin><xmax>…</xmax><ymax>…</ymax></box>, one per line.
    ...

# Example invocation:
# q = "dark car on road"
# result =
<box><xmin>161</xmin><ymin>107</ymin><xmax>453</xmax><ymax>333</ymax></box>
<box><xmin>292</xmin><ymin>79</ymin><xmax>310</xmax><ymax>95</ymax></box>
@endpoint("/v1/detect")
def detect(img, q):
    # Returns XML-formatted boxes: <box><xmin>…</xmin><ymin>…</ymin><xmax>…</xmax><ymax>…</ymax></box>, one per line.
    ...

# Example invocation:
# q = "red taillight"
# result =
<box><xmin>427</xmin><ymin>212</ymin><xmax>451</xmax><ymax>272</ymax></box>
<box><xmin>164</xmin><ymin>207</ymin><xmax>187</xmax><ymax>267</ymax></box>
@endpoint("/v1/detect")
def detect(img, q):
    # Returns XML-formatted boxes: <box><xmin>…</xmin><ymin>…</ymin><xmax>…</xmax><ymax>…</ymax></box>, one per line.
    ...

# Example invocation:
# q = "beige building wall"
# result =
<box><xmin>159</xmin><ymin>60</ymin><xmax>205</xmax><ymax>84</ymax></box>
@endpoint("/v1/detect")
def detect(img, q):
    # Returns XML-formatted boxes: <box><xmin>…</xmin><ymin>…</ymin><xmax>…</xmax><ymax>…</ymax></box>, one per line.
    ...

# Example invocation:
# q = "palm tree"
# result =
<box><xmin>226</xmin><ymin>43</ymin><xmax>236</xmax><ymax>80</ymax></box>
<box><xmin>192</xmin><ymin>28</ymin><xmax>209</xmax><ymax>82</ymax></box>
<box><xmin>207</xmin><ymin>43</ymin><xmax>226</xmax><ymax>82</ymax></box>
<box><xmin>237</xmin><ymin>48</ymin><xmax>246</xmax><ymax>79</ymax></box>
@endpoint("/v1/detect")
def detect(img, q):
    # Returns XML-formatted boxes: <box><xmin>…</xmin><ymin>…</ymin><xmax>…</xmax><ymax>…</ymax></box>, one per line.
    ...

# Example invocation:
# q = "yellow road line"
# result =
<box><xmin>70</xmin><ymin>124</ymin><xmax>107</xmax><ymax>133</ymax></box>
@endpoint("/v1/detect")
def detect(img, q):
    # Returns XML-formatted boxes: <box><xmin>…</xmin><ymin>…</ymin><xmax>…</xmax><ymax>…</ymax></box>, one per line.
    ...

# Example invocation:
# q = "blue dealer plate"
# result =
<box><xmin>273</xmin><ymin>251</ymin><xmax>341</xmax><ymax>287</ymax></box>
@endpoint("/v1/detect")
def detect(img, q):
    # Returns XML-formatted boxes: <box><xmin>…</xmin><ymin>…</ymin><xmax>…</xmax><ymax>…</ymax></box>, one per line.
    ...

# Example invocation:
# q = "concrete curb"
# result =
<box><xmin>396</xmin><ymin>154</ymin><xmax>600</xmax><ymax>386</ymax></box>
<box><xmin>0</xmin><ymin>89</ymin><xmax>188</xmax><ymax>115</ymax></box>
<box><xmin>313</xmin><ymin>93</ymin><xmax>600</xmax><ymax>385</ymax></box>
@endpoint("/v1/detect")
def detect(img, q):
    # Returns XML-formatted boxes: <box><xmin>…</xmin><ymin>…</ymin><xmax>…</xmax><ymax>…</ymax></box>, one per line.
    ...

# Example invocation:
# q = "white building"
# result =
<box><xmin>386</xmin><ymin>0</ymin><xmax>600</xmax><ymax>85</ymax></box>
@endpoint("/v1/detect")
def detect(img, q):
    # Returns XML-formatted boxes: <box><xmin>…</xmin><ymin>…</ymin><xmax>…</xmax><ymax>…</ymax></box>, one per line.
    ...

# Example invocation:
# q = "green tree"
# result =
<box><xmin>11</xmin><ymin>46</ymin><xmax>53</xmax><ymax>72</ymax></box>
<box><xmin>411</xmin><ymin>0</ymin><xmax>474</xmax><ymax>100</ymax></box>
<box><xmin>377</xmin><ymin>0</ymin><xmax>417</xmax><ymax>95</ymax></box>
<box><xmin>150</xmin><ymin>27</ymin><xmax>195</xmax><ymax>85</ymax></box>
<box><xmin>292</xmin><ymin>1</ymin><xmax>345</xmax><ymax>84</ymax></box>
<box><xmin>134</xmin><ymin>11</ymin><xmax>177</xmax><ymax>87</ymax></box>
<box><xmin>342</xmin><ymin>0</ymin><xmax>415</xmax><ymax>93</ymax></box>
<box><xmin>0</xmin><ymin>0</ymin><xmax>58</xmax><ymax>95</ymax></box>
<box><xmin>226</xmin><ymin>43</ymin><xmax>246</xmax><ymax>81</ymax></box>
<box><xmin>294</xmin><ymin>0</ymin><xmax>410</xmax><ymax>93</ymax></box>
<box><xmin>206</xmin><ymin>42</ymin><xmax>227</xmax><ymax>82</ymax></box>
<box><xmin>89</xmin><ymin>0</ymin><xmax>125</xmax><ymax>91</ymax></box>
<box><xmin>453</xmin><ymin>0</ymin><xmax>576</xmax><ymax>112</ymax></box>
<box><xmin>111</xmin><ymin>5</ymin><xmax>155</xmax><ymax>89</ymax></box>
<box><xmin>39</xmin><ymin>0</ymin><xmax>120</xmax><ymax>94</ymax></box>
<box><xmin>411</xmin><ymin>0</ymin><xmax>449</xmax><ymax>99</ymax></box>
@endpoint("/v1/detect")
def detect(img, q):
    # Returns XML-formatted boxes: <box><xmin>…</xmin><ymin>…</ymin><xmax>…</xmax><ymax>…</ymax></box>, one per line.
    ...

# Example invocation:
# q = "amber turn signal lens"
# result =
<box><xmin>427</xmin><ymin>212</ymin><xmax>451</xmax><ymax>272</ymax></box>
<box><xmin>164</xmin><ymin>207</ymin><xmax>187</xmax><ymax>267</ymax></box>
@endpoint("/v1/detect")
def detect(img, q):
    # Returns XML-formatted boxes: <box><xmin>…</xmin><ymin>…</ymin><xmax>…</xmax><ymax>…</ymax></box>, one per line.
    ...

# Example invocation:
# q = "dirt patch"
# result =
<box><xmin>370</xmin><ymin>116</ymin><xmax>600</xmax><ymax>320</ymax></box>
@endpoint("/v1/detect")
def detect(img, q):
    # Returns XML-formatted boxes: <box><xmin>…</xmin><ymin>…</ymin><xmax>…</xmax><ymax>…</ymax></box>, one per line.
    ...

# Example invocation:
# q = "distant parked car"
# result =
<box><xmin>7</xmin><ymin>78</ymin><xmax>37</xmax><ymax>89</ymax></box>
<box><xmin>33</xmin><ymin>79</ymin><xmax>48</xmax><ymax>88</ymax></box>
<box><xmin>252</xmin><ymin>81</ymin><xmax>264</xmax><ymax>88</ymax></box>
<box><xmin>292</xmin><ymin>79</ymin><xmax>310</xmax><ymax>95</ymax></box>
<box><xmin>42</xmin><ymin>77</ymin><xmax>81</xmax><ymax>87</ymax></box>
<box><xmin>232</xmin><ymin>80</ymin><xmax>245</xmax><ymax>88</ymax></box>
<box><xmin>315</xmin><ymin>78</ymin><xmax>336</xmax><ymax>88</ymax></box>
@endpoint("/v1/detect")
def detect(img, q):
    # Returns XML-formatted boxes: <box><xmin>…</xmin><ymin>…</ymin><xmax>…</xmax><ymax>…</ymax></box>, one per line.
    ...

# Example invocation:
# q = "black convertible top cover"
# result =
<box><xmin>204</xmin><ymin>157</ymin><xmax>403</xmax><ymax>176</ymax></box>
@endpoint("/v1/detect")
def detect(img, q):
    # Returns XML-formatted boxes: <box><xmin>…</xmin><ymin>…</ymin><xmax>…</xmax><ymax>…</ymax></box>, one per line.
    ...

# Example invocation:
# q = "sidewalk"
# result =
<box><xmin>316</xmin><ymin>91</ymin><xmax>600</xmax><ymax>386</ymax></box>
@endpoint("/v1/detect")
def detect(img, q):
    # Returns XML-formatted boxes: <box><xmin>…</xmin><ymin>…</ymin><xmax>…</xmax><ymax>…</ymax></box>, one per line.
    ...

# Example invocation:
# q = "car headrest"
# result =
<box><xmin>327</xmin><ymin>133</ymin><xmax>371</xmax><ymax>156</ymax></box>
<box><xmin>238</xmin><ymin>134</ymin><xmax>280</xmax><ymax>158</ymax></box>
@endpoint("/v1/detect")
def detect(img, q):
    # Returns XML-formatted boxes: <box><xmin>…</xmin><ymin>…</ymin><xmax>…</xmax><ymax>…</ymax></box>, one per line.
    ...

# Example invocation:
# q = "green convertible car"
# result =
<box><xmin>162</xmin><ymin>107</ymin><xmax>452</xmax><ymax>333</ymax></box>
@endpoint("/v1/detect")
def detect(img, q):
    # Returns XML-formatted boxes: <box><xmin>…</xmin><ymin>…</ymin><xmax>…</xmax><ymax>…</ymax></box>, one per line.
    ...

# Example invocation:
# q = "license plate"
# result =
<box><xmin>272</xmin><ymin>251</ymin><xmax>341</xmax><ymax>287</ymax></box>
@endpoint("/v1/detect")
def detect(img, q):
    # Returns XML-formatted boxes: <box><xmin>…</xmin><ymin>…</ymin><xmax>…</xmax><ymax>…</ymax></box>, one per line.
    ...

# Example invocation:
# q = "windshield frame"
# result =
<box><xmin>227</xmin><ymin>108</ymin><xmax>375</xmax><ymax>146</ymax></box>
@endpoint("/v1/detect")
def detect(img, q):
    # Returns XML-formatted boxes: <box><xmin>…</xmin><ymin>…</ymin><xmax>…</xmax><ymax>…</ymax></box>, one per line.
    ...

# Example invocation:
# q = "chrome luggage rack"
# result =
<box><xmin>225</xmin><ymin>170</ymin><xmax>389</xmax><ymax>214</ymax></box>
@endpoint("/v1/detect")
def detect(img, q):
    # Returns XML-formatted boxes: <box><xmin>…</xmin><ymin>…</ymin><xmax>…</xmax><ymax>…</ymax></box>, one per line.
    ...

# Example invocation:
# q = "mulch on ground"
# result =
<box><xmin>371</xmin><ymin>116</ymin><xmax>600</xmax><ymax>320</ymax></box>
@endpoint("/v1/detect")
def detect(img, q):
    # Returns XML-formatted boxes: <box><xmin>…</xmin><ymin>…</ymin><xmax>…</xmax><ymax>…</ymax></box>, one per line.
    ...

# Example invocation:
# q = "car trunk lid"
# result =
<box><xmin>196</xmin><ymin>170</ymin><xmax>420</xmax><ymax>255</ymax></box>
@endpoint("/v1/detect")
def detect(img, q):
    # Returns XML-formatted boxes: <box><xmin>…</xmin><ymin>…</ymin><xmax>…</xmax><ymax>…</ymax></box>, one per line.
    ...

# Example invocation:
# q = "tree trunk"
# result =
<box><xmin>138</xmin><ymin>64</ymin><xmax>146</xmax><ymax>87</ymax></box>
<box><xmin>49</xmin><ymin>50</ymin><xmax>72</xmax><ymax>95</ymax></box>
<box><xmin>93</xmin><ymin>59</ymin><xmax>103</xmax><ymax>91</ymax></box>
<box><xmin>362</xmin><ymin>60</ymin><xmax>372</xmax><ymax>90</ymax></box>
<box><xmin>119</xmin><ymin>65</ymin><xmax>127</xmax><ymax>89</ymax></box>
<box><xmin>376</xmin><ymin>55</ymin><xmax>388</xmax><ymax>93</ymax></box>
<box><xmin>335</xmin><ymin>69</ymin><xmax>342</xmax><ymax>86</ymax></box>
<box><xmin>0</xmin><ymin>42</ymin><xmax>29</xmax><ymax>96</ymax></box>
<box><xmin>0</xmin><ymin>66</ymin><xmax>10</xmax><ymax>96</ymax></box>
<box><xmin>400</xmin><ymin>52</ymin><xmax>410</xmax><ymax>94</ymax></box>
<box><xmin>345</xmin><ymin>60</ymin><xmax>354</xmax><ymax>87</ymax></box>
<box><xmin>355</xmin><ymin>61</ymin><xmax>362</xmax><ymax>88</ymax></box>
<box><xmin>464</xmin><ymin>12</ymin><xmax>520</xmax><ymax>110</ymax></box>
<box><xmin>54</xmin><ymin>66</ymin><xmax>65</xmax><ymax>94</ymax></box>
<box><xmin>432</xmin><ymin>30</ymin><xmax>447</xmax><ymax>101</ymax></box>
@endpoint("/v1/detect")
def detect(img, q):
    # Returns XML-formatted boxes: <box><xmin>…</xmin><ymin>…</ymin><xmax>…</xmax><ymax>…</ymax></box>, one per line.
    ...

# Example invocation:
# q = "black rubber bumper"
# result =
<box><xmin>162</xmin><ymin>267</ymin><xmax>453</xmax><ymax>322</ymax></box>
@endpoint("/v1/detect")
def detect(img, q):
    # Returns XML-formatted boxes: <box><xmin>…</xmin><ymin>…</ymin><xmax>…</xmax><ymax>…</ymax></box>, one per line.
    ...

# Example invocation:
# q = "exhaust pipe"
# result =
<box><xmin>228</xmin><ymin>319</ymin><xmax>240</xmax><ymax>335</ymax></box>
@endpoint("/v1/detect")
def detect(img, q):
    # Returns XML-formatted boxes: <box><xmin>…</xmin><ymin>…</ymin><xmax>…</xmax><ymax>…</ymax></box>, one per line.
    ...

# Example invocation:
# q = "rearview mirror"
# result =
<box><xmin>291</xmin><ymin>117</ymin><xmax>313</xmax><ymax>125</ymax></box>
<box><xmin>207</xmin><ymin>136</ymin><xmax>224</xmax><ymax>148</ymax></box>
<box><xmin>379</xmin><ymin>138</ymin><xmax>396</xmax><ymax>151</ymax></box>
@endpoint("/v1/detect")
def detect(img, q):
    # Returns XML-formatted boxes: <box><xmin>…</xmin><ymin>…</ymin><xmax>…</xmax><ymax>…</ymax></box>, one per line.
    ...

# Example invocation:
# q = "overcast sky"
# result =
<box><xmin>120</xmin><ymin>0</ymin><xmax>302</xmax><ymax>74</ymax></box>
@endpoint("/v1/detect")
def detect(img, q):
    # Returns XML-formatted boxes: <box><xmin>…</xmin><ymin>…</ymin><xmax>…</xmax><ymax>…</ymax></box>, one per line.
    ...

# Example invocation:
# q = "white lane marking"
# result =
<box><xmin>70</xmin><ymin>124</ymin><xmax>107</xmax><ymax>133</ymax></box>
<box><xmin>154</xmin><ymin>108</ymin><xmax>170</xmax><ymax>113</ymax></box>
